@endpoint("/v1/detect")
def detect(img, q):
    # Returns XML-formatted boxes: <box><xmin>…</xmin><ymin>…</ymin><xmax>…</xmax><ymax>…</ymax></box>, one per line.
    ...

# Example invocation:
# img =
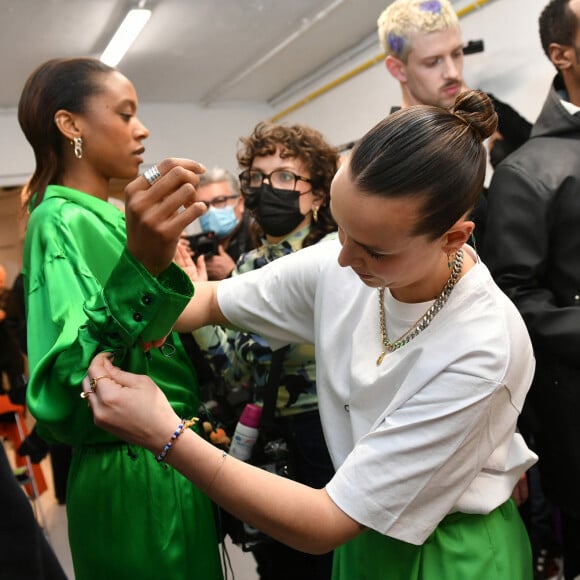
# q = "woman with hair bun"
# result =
<box><xmin>85</xmin><ymin>90</ymin><xmax>536</xmax><ymax>579</ymax></box>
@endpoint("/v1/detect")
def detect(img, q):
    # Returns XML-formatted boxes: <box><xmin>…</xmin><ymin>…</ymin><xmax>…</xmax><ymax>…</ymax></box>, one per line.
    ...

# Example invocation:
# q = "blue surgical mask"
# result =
<box><xmin>199</xmin><ymin>206</ymin><xmax>239</xmax><ymax>239</ymax></box>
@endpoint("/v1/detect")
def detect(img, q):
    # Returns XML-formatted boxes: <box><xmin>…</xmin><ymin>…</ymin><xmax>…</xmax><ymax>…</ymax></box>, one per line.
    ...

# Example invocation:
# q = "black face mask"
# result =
<box><xmin>245</xmin><ymin>184</ymin><xmax>305</xmax><ymax>237</ymax></box>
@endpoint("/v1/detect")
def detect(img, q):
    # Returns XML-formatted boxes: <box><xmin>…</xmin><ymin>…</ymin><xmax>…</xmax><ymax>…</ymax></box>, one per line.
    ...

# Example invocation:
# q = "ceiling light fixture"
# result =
<box><xmin>100</xmin><ymin>6</ymin><xmax>151</xmax><ymax>67</ymax></box>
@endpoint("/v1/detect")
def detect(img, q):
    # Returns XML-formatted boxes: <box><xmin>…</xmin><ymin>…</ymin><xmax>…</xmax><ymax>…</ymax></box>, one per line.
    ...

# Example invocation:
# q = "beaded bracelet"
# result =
<box><xmin>156</xmin><ymin>416</ymin><xmax>198</xmax><ymax>463</ymax></box>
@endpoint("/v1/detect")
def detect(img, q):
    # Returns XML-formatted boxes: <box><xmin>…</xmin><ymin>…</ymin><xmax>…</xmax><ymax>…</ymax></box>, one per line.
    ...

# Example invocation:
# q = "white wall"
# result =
<box><xmin>0</xmin><ymin>103</ymin><xmax>272</xmax><ymax>188</ymax></box>
<box><xmin>271</xmin><ymin>0</ymin><xmax>554</xmax><ymax>147</ymax></box>
<box><xmin>0</xmin><ymin>0</ymin><xmax>556</xmax><ymax>184</ymax></box>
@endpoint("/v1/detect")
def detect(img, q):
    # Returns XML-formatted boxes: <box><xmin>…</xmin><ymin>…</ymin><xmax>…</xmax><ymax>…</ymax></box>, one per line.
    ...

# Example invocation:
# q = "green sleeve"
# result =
<box><xmin>85</xmin><ymin>249</ymin><xmax>194</xmax><ymax>346</ymax></box>
<box><xmin>26</xmin><ymin>238</ymin><xmax>193</xmax><ymax>445</ymax></box>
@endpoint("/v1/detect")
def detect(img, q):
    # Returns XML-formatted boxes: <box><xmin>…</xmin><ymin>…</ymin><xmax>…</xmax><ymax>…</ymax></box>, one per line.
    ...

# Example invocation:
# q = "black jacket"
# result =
<box><xmin>481</xmin><ymin>74</ymin><xmax>580</xmax><ymax>518</ymax></box>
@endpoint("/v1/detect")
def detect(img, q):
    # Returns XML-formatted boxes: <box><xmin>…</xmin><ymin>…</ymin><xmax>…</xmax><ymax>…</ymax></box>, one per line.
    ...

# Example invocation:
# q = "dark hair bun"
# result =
<box><xmin>452</xmin><ymin>89</ymin><xmax>498</xmax><ymax>141</ymax></box>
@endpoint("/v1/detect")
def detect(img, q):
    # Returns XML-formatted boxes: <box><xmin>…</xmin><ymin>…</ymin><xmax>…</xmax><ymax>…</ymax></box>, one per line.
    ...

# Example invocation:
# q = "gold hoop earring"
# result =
<box><xmin>72</xmin><ymin>137</ymin><xmax>83</xmax><ymax>159</ymax></box>
<box><xmin>312</xmin><ymin>206</ymin><xmax>319</xmax><ymax>223</ymax></box>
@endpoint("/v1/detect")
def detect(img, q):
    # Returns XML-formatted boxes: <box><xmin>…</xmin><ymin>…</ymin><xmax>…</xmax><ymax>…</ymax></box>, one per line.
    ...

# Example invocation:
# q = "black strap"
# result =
<box><xmin>260</xmin><ymin>345</ymin><xmax>290</xmax><ymax>429</ymax></box>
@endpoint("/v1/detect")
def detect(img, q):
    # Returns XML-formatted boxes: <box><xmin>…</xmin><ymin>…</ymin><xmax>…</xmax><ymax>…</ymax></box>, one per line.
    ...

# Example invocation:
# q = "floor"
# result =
<box><xmin>4</xmin><ymin>438</ymin><xmax>259</xmax><ymax>580</ymax></box>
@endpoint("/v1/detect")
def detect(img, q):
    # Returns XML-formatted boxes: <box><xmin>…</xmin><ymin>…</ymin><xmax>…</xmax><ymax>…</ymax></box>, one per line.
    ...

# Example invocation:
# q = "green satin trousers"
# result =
<box><xmin>332</xmin><ymin>499</ymin><xmax>532</xmax><ymax>580</ymax></box>
<box><xmin>67</xmin><ymin>443</ymin><xmax>223</xmax><ymax>580</ymax></box>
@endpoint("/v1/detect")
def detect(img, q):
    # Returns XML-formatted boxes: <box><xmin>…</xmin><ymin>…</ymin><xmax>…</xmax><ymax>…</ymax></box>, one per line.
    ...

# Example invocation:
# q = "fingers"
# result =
<box><xmin>142</xmin><ymin>336</ymin><xmax>168</xmax><ymax>352</ymax></box>
<box><xmin>136</xmin><ymin>158</ymin><xmax>205</xmax><ymax>192</ymax></box>
<box><xmin>511</xmin><ymin>474</ymin><xmax>529</xmax><ymax>507</ymax></box>
<box><xmin>83</xmin><ymin>352</ymin><xmax>182</xmax><ymax>451</ymax></box>
<box><xmin>124</xmin><ymin>158</ymin><xmax>209</xmax><ymax>276</ymax></box>
<box><xmin>99</xmin><ymin>355</ymin><xmax>147</xmax><ymax>389</ymax></box>
<box><xmin>85</xmin><ymin>353</ymin><xmax>134</xmax><ymax>394</ymax></box>
<box><xmin>174</xmin><ymin>245</ymin><xmax>186</xmax><ymax>266</ymax></box>
<box><xmin>205</xmin><ymin>249</ymin><xmax>235</xmax><ymax>280</ymax></box>
<box><xmin>171</xmin><ymin>200</ymin><xmax>208</xmax><ymax>235</ymax></box>
<box><xmin>86</xmin><ymin>352</ymin><xmax>113</xmax><ymax>387</ymax></box>
<box><xmin>174</xmin><ymin>242</ymin><xmax>201</xmax><ymax>282</ymax></box>
<box><xmin>127</xmin><ymin>159</ymin><xmax>207</xmax><ymax>226</ymax></box>
<box><xmin>194</xmin><ymin>254</ymin><xmax>208</xmax><ymax>282</ymax></box>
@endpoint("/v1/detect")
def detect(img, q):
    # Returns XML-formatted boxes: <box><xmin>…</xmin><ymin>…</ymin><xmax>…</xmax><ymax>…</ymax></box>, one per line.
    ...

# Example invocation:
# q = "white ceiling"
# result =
<box><xmin>1</xmin><ymin>0</ymin><xmax>400</xmax><ymax>110</ymax></box>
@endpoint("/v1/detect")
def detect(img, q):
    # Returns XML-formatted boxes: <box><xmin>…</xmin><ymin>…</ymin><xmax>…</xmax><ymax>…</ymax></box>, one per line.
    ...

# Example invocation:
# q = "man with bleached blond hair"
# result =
<box><xmin>377</xmin><ymin>0</ymin><xmax>467</xmax><ymax>109</ymax></box>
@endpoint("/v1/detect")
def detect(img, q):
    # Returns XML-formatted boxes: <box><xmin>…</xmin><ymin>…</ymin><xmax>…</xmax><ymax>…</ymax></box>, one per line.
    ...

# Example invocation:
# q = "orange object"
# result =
<box><xmin>0</xmin><ymin>394</ymin><xmax>47</xmax><ymax>498</ymax></box>
<box><xmin>209</xmin><ymin>427</ymin><xmax>230</xmax><ymax>446</ymax></box>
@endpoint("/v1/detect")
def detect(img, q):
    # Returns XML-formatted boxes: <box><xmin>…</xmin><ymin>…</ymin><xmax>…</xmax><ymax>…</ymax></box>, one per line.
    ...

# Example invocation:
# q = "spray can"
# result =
<box><xmin>228</xmin><ymin>403</ymin><xmax>262</xmax><ymax>461</ymax></box>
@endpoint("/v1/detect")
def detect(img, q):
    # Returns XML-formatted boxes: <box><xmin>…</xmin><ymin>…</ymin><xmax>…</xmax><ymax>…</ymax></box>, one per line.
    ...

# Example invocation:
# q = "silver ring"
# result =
<box><xmin>143</xmin><ymin>165</ymin><xmax>161</xmax><ymax>186</ymax></box>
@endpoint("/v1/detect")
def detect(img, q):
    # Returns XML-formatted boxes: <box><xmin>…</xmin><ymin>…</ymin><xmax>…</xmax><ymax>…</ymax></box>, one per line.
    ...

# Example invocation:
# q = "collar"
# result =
<box><xmin>554</xmin><ymin>74</ymin><xmax>580</xmax><ymax>115</ymax></box>
<box><xmin>559</xmin><ymin>97</ymin><xmax>580</xmax><ymax>116</ymax></box>
<box><xmin>41</xmin><ymin>185</ymin><xmax>125</xmax><ymax>229</ymax></box>
<box><xmin>261</xmin><ymin>224</ymin><xmax>310</xmax><ymax>253</ymax></box>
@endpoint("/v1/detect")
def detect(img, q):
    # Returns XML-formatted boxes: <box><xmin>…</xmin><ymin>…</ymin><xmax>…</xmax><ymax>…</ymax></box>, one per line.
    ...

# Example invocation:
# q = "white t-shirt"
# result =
<box><xmin>217</xmin><ymin>240</ymin><xmax>537</xmax><ymax>545</ymax></box>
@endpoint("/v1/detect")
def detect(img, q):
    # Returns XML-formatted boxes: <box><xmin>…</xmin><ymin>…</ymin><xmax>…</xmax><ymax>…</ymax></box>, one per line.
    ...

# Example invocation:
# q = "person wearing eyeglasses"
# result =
<box><xmin>192</xmin><ymin>167</ymin><xmax>254</xmax><ymax>281</ymax></box>
<box><xmin>180</xmin><ymin>121</ymin><xmax>339</xmax><ymax>580</ymax></box>
<box><xmin>178</xmin><ymin>168</ymin><xmax>256</xmax><ymax>426</ymax></box>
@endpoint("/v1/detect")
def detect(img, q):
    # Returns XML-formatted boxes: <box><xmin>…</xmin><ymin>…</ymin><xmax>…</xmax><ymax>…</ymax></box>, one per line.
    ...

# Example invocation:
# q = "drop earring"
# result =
<box><xmin>470</xmin><ymin>232</ymin><xmax>478</xmax><ymax>254</ymax></box>
<box><xmin>72</xmin><ymin>136</ymin><xmax>83</xmax><ymax>159</ymax></box>
<box><xmin>312</xmin><ymin>206</ymin><xmax>319</xmax><ymax>223</ymax></box>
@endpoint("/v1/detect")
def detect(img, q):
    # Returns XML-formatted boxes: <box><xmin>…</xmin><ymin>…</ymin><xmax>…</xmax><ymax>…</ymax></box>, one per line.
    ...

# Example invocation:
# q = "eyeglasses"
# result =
<box><xmin>203</xmin><ymin>195</ymin><xmax>240</xmax><ymax>209</ymax></box>
<box><xmin>238</xmin><ymin>169</ymin><xmax>312</xmax><ymax>194</ymax></box>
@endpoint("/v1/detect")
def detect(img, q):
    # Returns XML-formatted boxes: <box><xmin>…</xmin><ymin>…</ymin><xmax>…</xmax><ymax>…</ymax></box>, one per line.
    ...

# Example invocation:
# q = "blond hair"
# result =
<box><xmin>377</xmin><ymin>0</ymin><xmax>459</xmax><ymax>61</ymax></box>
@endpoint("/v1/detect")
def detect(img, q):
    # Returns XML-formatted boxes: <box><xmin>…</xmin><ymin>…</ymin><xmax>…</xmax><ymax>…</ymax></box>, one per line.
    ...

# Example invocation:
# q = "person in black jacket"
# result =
<box><xmin>481</xmin><ymin>1</ymin><xmax>580</xmax><ymax>578</ymax></box>
<box><xmin>485</xmin><ymin>94</ymin><xmax>533</xmax><ymax>170</ymax></box>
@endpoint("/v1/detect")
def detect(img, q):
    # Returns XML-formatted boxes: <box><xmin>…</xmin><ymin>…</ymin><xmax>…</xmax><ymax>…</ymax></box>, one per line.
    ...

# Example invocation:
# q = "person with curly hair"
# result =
<box><xmin>182</xmin><ymin>121</ymin><xmax>339</xmax><ymax>580</ymax></box>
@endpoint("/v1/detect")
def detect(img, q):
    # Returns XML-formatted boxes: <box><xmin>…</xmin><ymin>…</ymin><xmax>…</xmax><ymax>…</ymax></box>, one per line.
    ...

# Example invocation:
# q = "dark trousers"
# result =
<box><xmin>251</xmin><ymin>410</ymin><xmax>335</xmax><ymax>580</ymax></box>
<box><xmin>561</xmin><ymin>511</ymin><xmax>580</xmax><ymax>580</ymax></box>
<box><xmin>0</xmin><ymin>326</ymin><xmax>26</xmax><ymax>406</ymax></box>
<box><xmin>49</xmin><ymin>444</ymin><xmax>72</xmax><ymax>504</ymax></box>
<box><xmin>0</xmin><ymin>444</ymin><xmax>67</xmax><ymax>580</ymax></box>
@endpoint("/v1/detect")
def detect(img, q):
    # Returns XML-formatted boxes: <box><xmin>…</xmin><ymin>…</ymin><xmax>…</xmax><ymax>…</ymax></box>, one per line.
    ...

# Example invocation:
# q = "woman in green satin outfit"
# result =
<box><xmin>18</xmin><ymin>58</ymin><xmax>223</xmax><ymax>579</ymax></box>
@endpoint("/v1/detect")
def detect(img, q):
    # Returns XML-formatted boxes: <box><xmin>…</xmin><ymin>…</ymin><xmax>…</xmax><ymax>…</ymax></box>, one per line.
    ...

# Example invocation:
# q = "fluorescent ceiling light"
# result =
<box><xmin>100</xmin><ymin>8</ymin><xmax>151</xmax><ymax>67</ymax></box>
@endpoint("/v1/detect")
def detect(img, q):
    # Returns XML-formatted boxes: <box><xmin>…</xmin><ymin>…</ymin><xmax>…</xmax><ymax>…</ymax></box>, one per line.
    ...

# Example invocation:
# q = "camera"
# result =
<box><xmin>220</xmin><ymin>436</ymin><xmax>296</xmax><ymax>551</ymax></box>
<box><xmin>186</xmin><ymin>231</ymin><xmax>218</xmax><ymax>259</ymax></box>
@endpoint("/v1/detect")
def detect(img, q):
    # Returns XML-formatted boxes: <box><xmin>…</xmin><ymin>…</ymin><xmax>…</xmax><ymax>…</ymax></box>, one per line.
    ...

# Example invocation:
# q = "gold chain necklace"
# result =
<box><xmin>376</xmin><ymin>248</ymin><xmax>464</xmax><ymax>365</ymax></box>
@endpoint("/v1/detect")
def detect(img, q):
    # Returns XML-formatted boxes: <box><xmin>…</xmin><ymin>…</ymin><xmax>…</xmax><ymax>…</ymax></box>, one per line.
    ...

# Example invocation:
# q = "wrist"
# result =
<box><xmin>126</xmin><ymin>245</ymin><xmax>169</xmax><ymax>278</ymax></box>
<box><xmin>155</xmin><ymin>416</ymin><xmax>198</xmax><ymax>464</ymax></box>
